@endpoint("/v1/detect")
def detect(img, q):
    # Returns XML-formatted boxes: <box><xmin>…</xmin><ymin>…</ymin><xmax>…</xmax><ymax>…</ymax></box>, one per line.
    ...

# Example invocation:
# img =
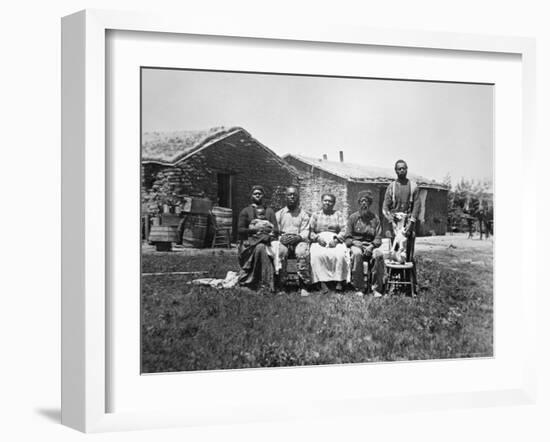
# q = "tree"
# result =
<box><xmin>445</xmin><ymin>176</ymin><xmax>493</xmax><ymax>233</ymax></box>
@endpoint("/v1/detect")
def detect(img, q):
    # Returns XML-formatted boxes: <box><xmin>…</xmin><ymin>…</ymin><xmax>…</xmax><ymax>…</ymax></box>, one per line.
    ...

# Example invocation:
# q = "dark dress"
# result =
<box><xmin>237</xmin><ymin>205</ymin><xmax>279</xmax><ymax>290</ymax></box>
<box><xmin>346</xmin><ymin>210</ymin><xmax>385</xmax><ymax>292</ymax></box>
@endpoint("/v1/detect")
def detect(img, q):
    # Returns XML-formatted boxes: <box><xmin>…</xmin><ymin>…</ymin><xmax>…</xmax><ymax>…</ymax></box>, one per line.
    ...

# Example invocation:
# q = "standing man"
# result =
<box><xmin>477</xmin><ymin>207</ymin><xmax>490</xmax><ymax>240</ymax></box>
<box><xmin>276</xmin><ymin>186</ymin><xmax>311</xmax><ymax>297</ymax></box>
<box><xmin>382</xmin><ymin>159</ymin><xmax>421</xmax><ymax>262</ymax></box>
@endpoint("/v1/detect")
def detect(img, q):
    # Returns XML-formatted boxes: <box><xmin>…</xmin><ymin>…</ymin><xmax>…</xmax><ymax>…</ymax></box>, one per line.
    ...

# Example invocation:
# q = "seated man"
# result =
<box><xmin>275</xmin><ymin>186</ymin><xmax>311</xmax><ymax>296</ymax></box>
<box><xmin>345</xmin><ymin>190</ymin><xmax>385</xmax><ymax>297</ymax></box>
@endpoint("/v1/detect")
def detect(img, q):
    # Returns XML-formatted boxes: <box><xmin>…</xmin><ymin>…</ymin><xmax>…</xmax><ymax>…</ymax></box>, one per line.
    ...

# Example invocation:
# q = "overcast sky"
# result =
<box><xmin>142</xmin><ymin>68</ymin><xmax>493</xmax><ymax>185</ymax></box>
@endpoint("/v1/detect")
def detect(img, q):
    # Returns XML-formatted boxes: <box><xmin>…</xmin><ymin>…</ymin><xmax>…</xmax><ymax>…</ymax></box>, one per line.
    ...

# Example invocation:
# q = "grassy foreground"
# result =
<box><xmin>141</xmin><ymin>242</ymin><xmax>493</xmax><ymax>373</ymax></box>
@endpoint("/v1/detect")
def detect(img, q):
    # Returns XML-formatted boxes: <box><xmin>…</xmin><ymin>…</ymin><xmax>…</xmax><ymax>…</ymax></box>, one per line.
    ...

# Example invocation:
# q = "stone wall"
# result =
<box><xmin>142</xmin><ymin>131</ymin><xmax>299</xmax><ymax>240</ymax></box>
<box><xmin>284</xmin><ymin>157</ymin><xmax>449</xmax><ymax>237</ymax></box>
<box><xmin>284</xmin><ymin>156</ymin><xmax>348</xmax><ymax>217</ymax></box>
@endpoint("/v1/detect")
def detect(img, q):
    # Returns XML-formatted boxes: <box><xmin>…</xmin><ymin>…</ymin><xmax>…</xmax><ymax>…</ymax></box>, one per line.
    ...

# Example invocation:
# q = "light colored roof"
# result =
<box><xmin>142</xmin><ymin>126</ymin><xmax>242</xmax><ymax>165</ymax></box>
<box><xmin>142</xmin><ymin>126</ymin><xmax>299</xmax><ymax>176</ymax></box>
<box><xmin>283</xmin><ymin>154</ymin><xmax>447</xmax><ymax>189</ymax></box>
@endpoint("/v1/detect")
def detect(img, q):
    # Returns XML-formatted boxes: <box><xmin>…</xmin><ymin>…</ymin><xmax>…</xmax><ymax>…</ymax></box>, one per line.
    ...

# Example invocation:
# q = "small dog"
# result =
<box><xmin>390</xmin><ymin>213</ymin><xmax>408</xmax><ymax>264</ymax></box>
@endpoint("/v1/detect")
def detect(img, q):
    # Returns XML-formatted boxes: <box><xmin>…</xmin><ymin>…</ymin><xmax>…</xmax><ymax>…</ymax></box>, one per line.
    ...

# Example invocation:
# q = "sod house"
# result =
<box><xmin>142</xmin><ymin>126</ymin><xmax>299</xmax><ymax>239</ymax></box>
<box><xmin>283</xmin><ymin>154</ymin><xmax>449</xmax><ymax>236</ymax></box>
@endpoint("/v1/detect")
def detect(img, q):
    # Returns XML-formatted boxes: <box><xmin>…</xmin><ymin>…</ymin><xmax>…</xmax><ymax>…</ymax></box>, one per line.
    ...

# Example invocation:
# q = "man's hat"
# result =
<box><xmin>357</xmin><ymin>190</ymin><xmax>374</xmax><ymax>204</ymax></box>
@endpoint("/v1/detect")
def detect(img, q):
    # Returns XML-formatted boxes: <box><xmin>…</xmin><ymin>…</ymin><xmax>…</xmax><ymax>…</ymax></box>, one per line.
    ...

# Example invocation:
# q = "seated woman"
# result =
<box><xmin>345</xmin><ymin>190</ymin><xmax>385</xmax><ymax>297</ymax></box>
<box><xmin>237</xmin><ymin>185</ymin><xmax>280</xmax><ymax>291</ymax></box>
<box><xmin>309</xmin><ymin>193</ymin><xmax>350</xmax><ymax>292</ymax></box>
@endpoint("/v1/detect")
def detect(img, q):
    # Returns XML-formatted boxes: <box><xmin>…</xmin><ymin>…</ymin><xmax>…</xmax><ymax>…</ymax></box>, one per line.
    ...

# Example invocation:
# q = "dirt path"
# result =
<box><xmin>416</xmin><ymin>233</ymin><xmax>493</xmax><ymax>271</ymax></box>
<box><xmin>142</xmin><ymin>233</ymin><xmax>494</xmax><ymax>256</ymax></box>
<box><xmin>416</xmin><ymin>233</ymin><xmax>493</xmax><ymax>253</ymax></box>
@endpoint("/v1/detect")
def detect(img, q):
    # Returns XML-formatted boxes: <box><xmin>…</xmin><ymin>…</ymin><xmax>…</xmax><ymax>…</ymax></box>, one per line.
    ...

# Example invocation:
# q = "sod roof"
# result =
<box><xmin>142</xmin><ymin>126</ymin><xmax>243</xmax><ymax>165</ymax></box>
<box><xmin>283</xmin><ymin>154</ymin><xmax>447</xmax><ymax>189</ymax></box>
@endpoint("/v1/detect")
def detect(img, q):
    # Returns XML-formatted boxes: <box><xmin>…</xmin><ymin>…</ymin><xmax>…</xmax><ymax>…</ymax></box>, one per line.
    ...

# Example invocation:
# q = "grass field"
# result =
<box><xmin>141</xmin><ymin>235</ymin><xmax>493</xmax><ymax>373</ymax></box>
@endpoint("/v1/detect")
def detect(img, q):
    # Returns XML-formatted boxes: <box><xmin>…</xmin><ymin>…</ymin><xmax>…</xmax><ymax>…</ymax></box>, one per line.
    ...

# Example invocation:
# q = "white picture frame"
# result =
<box><xmin>61</xmin><ymin>9</ymin><xmax>537</xmax><ymax>433</ymax></box>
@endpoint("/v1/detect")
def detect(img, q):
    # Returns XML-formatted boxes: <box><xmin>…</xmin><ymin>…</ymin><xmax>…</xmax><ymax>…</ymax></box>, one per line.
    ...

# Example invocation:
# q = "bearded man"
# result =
<box><xmin>345</xmin><ymin>190</ymin><xmax>385</xmax><ymax>297</ymax></box>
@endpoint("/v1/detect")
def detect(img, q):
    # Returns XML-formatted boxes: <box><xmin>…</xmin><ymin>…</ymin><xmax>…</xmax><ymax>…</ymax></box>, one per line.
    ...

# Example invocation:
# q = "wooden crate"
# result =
<box><xmin>182</xmin><ymin>197</ymin><xmax>212</xmax><ymax>215</ymax></box>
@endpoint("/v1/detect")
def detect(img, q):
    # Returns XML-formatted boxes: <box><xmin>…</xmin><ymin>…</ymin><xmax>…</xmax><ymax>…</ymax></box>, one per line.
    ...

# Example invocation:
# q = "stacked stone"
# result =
<box><xmin>296</xmin><ymin>172</ymin><xmax>349</xmax><ymax>219</ymax></box>
<box><xmin>178</xmin><ymin>155</ymin><xmax>209</xmax><ymax>197</ymax></box>
<box><xmin>142</xmin><ymin>130</ymin><xmax>301</xmax><ymax>240</ymax></box>
<box><xmin>150</xmin><ymin>168</ymin><xmax>186</xmax><ymax>208</ymax></box>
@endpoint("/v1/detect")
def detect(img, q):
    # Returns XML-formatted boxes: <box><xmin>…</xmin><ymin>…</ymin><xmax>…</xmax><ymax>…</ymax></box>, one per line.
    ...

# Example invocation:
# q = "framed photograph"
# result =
<box><xmin>61</xmin><ymin>9</ymin><xmax>537</xmax><ymax>433</ymax></box>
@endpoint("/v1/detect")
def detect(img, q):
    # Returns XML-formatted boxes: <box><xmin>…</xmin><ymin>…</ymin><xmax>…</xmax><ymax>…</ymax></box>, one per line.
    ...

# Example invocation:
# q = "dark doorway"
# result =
<box><xmin>217</xmin><ymin>173</ymin><xmax>232</xmax><ymax>208</ymax></box>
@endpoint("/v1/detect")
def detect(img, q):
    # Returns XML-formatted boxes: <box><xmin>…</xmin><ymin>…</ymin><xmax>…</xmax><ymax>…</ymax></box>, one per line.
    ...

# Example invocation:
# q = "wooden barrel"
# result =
<box><xmin>212</xmin><ymin>206</ymin><xmax>233</xmax><ymax>232</ymax></box>
<box><xmin>149</xmin><ymin>226</ymin><xmax>178</xmax><ymax>251</ymax></box>
<box><xmin>181</xmin><ymin>214</ymin><xmax>208</xmax><ymax>248</ymax></box>
<box><xmin>149</xmin><ymin>226</ymin><xmax>178</xmax><ymax>242</ymax></box>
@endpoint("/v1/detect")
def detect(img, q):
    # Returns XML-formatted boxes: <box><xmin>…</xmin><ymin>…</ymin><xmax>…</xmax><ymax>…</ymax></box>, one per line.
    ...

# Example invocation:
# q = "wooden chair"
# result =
<box><xmin>278</xmin><ymin>238</ymin><xmax>307</xmax><ymax>287</ymax></box>
<box><xmin>384</xmin><ymin>260</ymin><xmax>417</xmax><ymax>296</ymax></box>
<box><xmin>211</xmin><ymin>229</ymin><xmax>231</xmax><ymax>248</ymax></box>
<box><xmin>362</xmin><ymin>260</ymin><xmax>374</xmax><ymax>294</ymax></box>
<box><xmin>284</xmin><ymin>258</ymin><xmax>300</xmax><ymax>286</ymax></box>
<box><xmin>384</xmin><ymin>246</ymin><xmax>417</xmax><ymax>296</ymax></box>
<box><xmin>210</xmin><ymin>213</ymin><xmax>231</xmax><ymax>248</ymax></box>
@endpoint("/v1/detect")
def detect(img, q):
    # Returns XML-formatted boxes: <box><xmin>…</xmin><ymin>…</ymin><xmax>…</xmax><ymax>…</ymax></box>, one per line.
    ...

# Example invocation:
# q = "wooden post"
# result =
<box><xmin>142</xmin><ymin>214</ymin><xmax>150</xmax><ymax>242</ymax></box>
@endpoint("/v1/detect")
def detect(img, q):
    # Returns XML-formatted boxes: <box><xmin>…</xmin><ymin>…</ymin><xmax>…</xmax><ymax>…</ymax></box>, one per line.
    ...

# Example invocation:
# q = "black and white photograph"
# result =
<box><xmin>140</xmin><ymin>67</ymin><xmax>494</xmax><ymax>374</ymax></box>
<box><xmin>6</xmin><ymin>0</ymin><xmax>550</xmax><ymax>438</ymax></box>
